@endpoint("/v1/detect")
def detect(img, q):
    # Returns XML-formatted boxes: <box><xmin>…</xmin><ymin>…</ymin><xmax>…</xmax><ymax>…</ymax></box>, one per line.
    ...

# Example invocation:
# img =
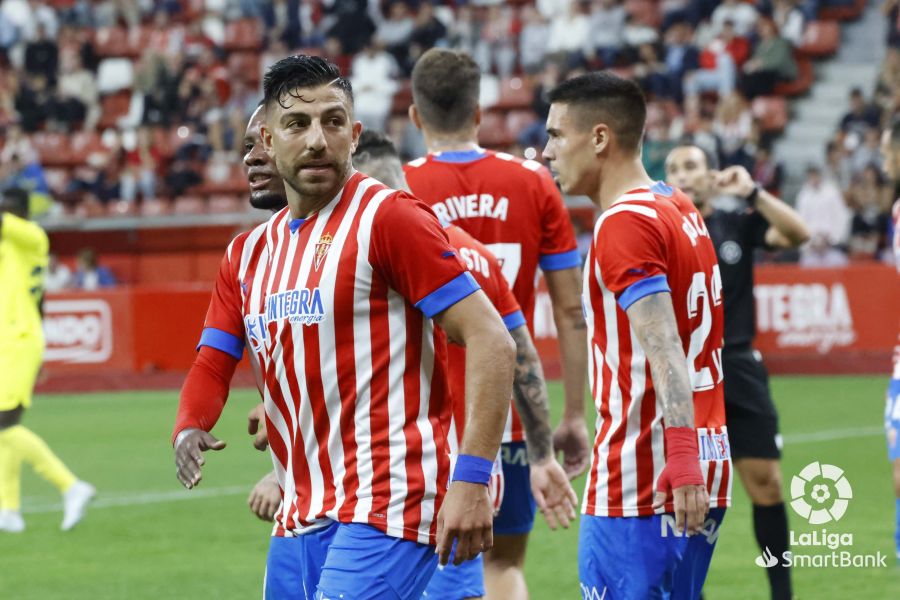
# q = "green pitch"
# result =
<box><xmin>2</xmin><ymin>376</ymin><xmax>899</xmax><ymax>598</ymax></box>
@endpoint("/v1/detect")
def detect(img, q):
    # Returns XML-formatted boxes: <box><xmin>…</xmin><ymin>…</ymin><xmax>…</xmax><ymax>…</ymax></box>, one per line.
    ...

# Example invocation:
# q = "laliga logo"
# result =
<box><xmin>789</xmin><ymin>462</ymin><xmax>852</xmax><ymax>525</ymax></box>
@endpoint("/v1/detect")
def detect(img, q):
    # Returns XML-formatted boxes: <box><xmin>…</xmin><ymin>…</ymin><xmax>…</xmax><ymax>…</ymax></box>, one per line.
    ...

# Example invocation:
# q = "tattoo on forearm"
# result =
<box><xmin>510</xmin><ymin>327</ymin><xmax>553</xmax><ymax>462</ymax></box>
<box><xmin>627</xmin><ymin>294</ymin><xmax>695</xmax><ymax>429</ymax></box>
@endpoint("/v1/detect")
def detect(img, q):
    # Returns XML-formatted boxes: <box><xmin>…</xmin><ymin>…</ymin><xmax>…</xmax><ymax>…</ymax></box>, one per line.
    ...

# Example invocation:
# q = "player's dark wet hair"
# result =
<box><xmin>263</xmin><ymin>55</ymin><xmax>353</xmax><ymax>111</ymax></box>
<box><xmin>548</xmin><ymin>71</ymin><xmax>647</xmax><ymax>154</ymax></box>
<box><xmin>411</xmin><ymin>48</ymin><xmax>481</xmax><ymax>134</ymax></box>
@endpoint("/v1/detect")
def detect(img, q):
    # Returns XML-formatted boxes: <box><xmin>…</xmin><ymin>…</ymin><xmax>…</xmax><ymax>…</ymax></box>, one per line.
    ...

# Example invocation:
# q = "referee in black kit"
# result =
<box><xmin>665</xmin><ymin>145</ymin><xmax>810</xmax><ymax>600</ymax></box>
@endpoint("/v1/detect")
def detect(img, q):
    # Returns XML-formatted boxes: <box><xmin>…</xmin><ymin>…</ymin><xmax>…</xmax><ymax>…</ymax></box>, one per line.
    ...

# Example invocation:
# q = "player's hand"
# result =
<box><xmin>248</xmin><ymin>472</ymin><xmax>281</xmax><ymax>521</ymax></box>
<box><xmin>174</xmin><ymin>428</ymin><xmax>226</xmax><ymax>489</ymax></box>
<box><xmin>529</xmin><ymin>457</ymin><xmax>578</xmax><ymax>530</ymax></box>
<box><xmin>436</xmin><ymin>481</ymin><xmax>494</xmax><ymax>566</ymax></box>
<box><xmin>652</xmin><ymin>478</ymin><xmax>710</xmax><ymax>536</ymax></box>
<box><xmin>247</xmin><ymin>403</ymin><xmax>268</xmax><ymax>451</ymax></box>
<box><xmin>552</xmin><ymin>417</ymin><xmax>590</xmax><ymax>479</ymax></box>
<box><xmin>713</xmin><ymin>165</ymin><xmax>756</xmax><ymax>198</ymax></box>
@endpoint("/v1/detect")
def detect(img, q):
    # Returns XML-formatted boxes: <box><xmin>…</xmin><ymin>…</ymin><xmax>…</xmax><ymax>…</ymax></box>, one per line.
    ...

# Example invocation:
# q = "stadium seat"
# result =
<box><xmin>224</xmin><ymin>18</ymin><xmax>262</xmax><ymax>51</ymax></box>
<box><xmin>200</xmin><ymin>163</ymin><xmax>248</xmax><ymax>196</ymax></box>
<box><xmin>493</xmin><ymin>77</ymin><xmax>533</xmax><ymax>111</ymax></box>
<box><xmin>391</xmin><ymin>80</ymin><xmax>413</xmax><ymax>116</ymax></box>
<box><xmin>107</xmin><ymin>200</ymin><xmax>137</xmax><ymax>217</ymax></box>
<box><xmin>96</xmin><ymin>58</ymin><xmax>135</xmax><ymax>94</ymax></box>
<box><xmin>139</xmin><ymin>197</ymin><xmax>170</xmax><ymax>217</ymax></box>
<box><xmin>800</xmin><ymin>21</ymin><xmax>840</xmax><ymax>58</ymax></box>
<box><xmin>227</xmin><ymin>51</ymin><xmax>262</xmax><ymax>85</ymax></box>
<box><xmin>477</xmin><ymin>112</ymin><xmax>514</xmax><ymax>148</ymax></box>
<box><xmin>752</xmin><ymin>96</ymin><xmax>789</xmax><ymax>133</ymax></box>
<box><xmin>31</xmin><ymin>132</ymin><xmax>73</xmax><ymax>167</ymax></box>
<box><xmin>772</xmin><ymin>54</ymin><xmax>814</xmax><ymax>97</ymax></box>
<box><xmin>173</xmin><ymin>195</ymin><xmax>207</xmax><ymax>215</ymax></box>
<box><xmin>98</xmin><ymin>90</ymin><xmax>134</xmax><ymax>130</ymax></box>
<box><xmin>208</xmin><ymin>195</ymin><xmax>243</xmax><ymax>214</ymax></box>
<box><xmin>819</xmin><ymin>0</ymin><xmax>866</xmax><ymax>21</ymax></box>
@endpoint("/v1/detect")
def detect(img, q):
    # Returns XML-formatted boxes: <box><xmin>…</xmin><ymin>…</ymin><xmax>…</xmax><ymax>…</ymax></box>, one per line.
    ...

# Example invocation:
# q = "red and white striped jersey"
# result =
<box><xmin>443</xmin><ymin>223</ymin><xmax>525</xmax><ymax>451</ymax></box>
<box><xmin>404</xmin><ymin>149</ymin><xmax>580</xmax><ymax>443</ymax></box>
<box><xmin>200</xmin><ymin>172</ymin><xmax>480</xmax><ymax>545</ymax></box>
<box><xmin>582</xmin><ymin>184</ymin><xmax>731</xmax><ymax>518</ymax></box>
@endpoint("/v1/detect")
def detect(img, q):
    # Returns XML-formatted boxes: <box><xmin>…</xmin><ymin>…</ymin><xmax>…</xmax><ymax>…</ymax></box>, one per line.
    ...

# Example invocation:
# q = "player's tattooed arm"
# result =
<box><xmin>509</xmin><ymin>325</ymin><xmax>553</xmax><ymax>463</ymax></box>
<box><xmin>626</xmin><ymin>292</ymin><xmax>695</xmax><ymax>428</ymax></box>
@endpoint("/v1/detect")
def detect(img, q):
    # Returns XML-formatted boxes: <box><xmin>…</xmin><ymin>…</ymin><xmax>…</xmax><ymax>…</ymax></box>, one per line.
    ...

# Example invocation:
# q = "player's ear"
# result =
<box><xmin>350</xmin><ymin>120</ymin><xmax>363</xmax><ymax>154</ymax></box>
<box><xmin>592</xmin><ymin>123</ymin><xmax>610</xmax><ymax>156</ymax></box>
<box><xmin>260</xmin><ymin>123</ymin><xmax>274</xmax><ymax>158</ymax></box>
<box><xmin>409</xmin><ymin>105</ymin><xmax>422</xmax><ymax>130</ymax></box>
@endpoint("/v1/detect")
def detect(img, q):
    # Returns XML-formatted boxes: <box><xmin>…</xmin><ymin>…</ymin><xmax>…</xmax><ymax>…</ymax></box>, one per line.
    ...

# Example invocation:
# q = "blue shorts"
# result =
<box><xmin>421</xmin><ymin>544</ymin><xmax>484</xmax><ymax>600</ymax></box>
<box><xmin>493</xmin><ymin>441</ymin><xmax>536</xmax><ymax>535</ymax></box>
<box><xmin>579</xmin><ymin>508</ymin><xmax>726</xmax><ymax>600</ymax></box>
<box><xmin>264</xmin><ymin>521</ymin><xmax>438</xmax><ymax>600</ymax></box>
<box><xmin>886</xmin><ymin>379</ymin><xmax>900</xmax><ymax>461</ymax></box>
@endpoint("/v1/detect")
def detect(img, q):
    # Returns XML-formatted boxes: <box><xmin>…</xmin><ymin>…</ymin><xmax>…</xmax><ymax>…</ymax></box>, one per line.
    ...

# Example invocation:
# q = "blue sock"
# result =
<box><xmin>895</xmin><ymin>499</ymin><xmax>900</xmax><ymax>563</ymax></box>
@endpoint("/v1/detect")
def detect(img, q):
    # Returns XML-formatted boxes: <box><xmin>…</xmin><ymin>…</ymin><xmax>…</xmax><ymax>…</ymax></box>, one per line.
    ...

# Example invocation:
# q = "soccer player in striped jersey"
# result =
<box><xmin>0</xmin><ymin>188</ymin><xmax>95</xmax><ymax>533</ymax></box>
<box><xmin>404</xmin><ymin>49</ymin><xmax>589</xmax><ymax>599</ymax></box>
<box><xmin>880</xmin><ymin>120</ymin><xmax>900</xmax><ymax>564</ymax></box>
<box><xmin>665</xmin><ymin>145</ymin><xmax>809</xmax><ymax>600</ymax></box>
<box><xmin>543</xmin><ymin>72</ymin><xmax>730</xmax><ymax>599</ymax></box>
<box><xmin>172</xmin><ymin>56</ymin><xmax>516</xmax><ymax>600</ymax></box>
<box><xmin>351</xmin><ymin>130</ymin><xmax>577</xmax><ymax>599</ymax></box>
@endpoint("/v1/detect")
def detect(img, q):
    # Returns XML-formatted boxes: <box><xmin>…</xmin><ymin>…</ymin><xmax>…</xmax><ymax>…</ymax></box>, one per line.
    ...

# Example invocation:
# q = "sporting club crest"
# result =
<box><xmin>314</xmin><ymin>233</ymin><xmax>333</xmax><ymax>271</ymax></box>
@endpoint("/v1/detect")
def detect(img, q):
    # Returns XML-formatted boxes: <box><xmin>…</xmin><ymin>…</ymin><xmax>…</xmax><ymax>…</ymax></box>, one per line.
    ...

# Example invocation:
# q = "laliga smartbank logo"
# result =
<box><xmin>789</xmin><ymin>461</ymin><xmax>852</xmax><ymax>525</ymax></box>
<box><xmin>754</xmin><ymin>462</ymin><xmax>887</xmax><ymax>569</ymax></box>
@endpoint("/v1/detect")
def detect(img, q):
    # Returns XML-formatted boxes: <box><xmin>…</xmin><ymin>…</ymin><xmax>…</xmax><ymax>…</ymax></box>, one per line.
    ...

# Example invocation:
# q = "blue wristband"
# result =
<box><xmin>451</xmin><ymin>454</ymin><xmax>493</xmax><ymax>486</ymax></box>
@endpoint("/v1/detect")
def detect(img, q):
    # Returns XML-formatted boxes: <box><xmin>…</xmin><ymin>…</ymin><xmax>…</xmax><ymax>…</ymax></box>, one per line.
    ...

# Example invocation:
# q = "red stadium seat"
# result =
<box><xmin>227</xmin><ymin>51</ymin><xmax>262</xmax><ymax>85</ymax></box>
<box><xmin>107</xmin><ymin>200</ymin><xmax>137</xmax><ymax>217</ymax></box>
<box><xmin>97</xmin><ymin>90</ymin><xmax>133</xmax><ymax>130</ymax></box>
<box><xmin>31</xmin><ymin>133</ymin><xmax>73</xmax><ymax>167</ymax></box>
<box><xmin>391</xmin><ymin>80</ymin><xmax>413</xmax><ymax>116</ymax></box>
<box><xmin>208</xmin><ymin>195</ymin><xmax>243</xmax><ymax>214</ymax></box>
<box><xmin>140</xmin><ymin>197</ymin><xmax>171</xmax><ymax>216</ymax></box>
<box><xmin>819</xmin><ymin>0</ymin><xmax>865</xmax><ymax>21</ymax></box>
<box><xmin>800</xmin><ymin>21</ymin><xmax>840</xmax><ymax>58</ymax></box>
<box><xmin>773</xmin><ymin>54</ymin><xmax>814</xmax><ymax>97</ymax></box>
<box><xmin>224</xmin><ymin>18</ymin><xmax>262</xmax><ymax>52</ymax></box>
<box><xmin>493</xmin><ymin>77</ymin><xmax>533</xmax><ymax>111</ymax></box>
<box><xmin>478</xmin><ymin>112</ymin><xmax>514</xmax><ymax>148</ymax></box>
<box><xmin>752</xmin><ymin>96</ymin><xmax>789</xmax><ymax>133</ymax></box>
<box><xmin>200</xmin><ymin>163</ymin><xmax>249</xmax><ymax>196</ymax></box>
<box><xmin>173</xmin><ymin>195</ymin><xmax>206</xmax><ymax>215</ymax></box>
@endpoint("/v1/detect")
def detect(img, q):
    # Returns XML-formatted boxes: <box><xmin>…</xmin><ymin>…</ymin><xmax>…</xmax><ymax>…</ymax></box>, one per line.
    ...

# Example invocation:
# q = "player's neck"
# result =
<box><xmin>423</xmin><ymin>130</ymin><xmax>479</xmax><ymax>154</ymax></box>
<box><xmin>594</xmin><ymin>156</ymin><xmax>653</xmax><ymax>211</ymax></box>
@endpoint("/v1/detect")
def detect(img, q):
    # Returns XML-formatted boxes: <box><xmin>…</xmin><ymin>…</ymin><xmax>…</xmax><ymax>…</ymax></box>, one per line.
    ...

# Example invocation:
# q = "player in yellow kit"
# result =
<box><xmin>0</xmin><ymin>188</ymin><xmax>95</xmax><ymax>533</ymax></box>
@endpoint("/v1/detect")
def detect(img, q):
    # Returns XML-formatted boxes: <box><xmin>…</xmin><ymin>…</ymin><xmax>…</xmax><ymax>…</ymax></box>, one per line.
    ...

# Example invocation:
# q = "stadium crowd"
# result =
<box><xmin>0</xmin><ymin>0</ymin><xmax>895</xmax><ymax>265</ymax></box>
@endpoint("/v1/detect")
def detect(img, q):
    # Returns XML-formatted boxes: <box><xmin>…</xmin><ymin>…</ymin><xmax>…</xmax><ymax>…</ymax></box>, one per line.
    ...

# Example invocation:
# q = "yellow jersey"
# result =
<box><xmin>0</xmin><ymin>213</ymin><xmax>48</xmax><ymax>344</ymax></box>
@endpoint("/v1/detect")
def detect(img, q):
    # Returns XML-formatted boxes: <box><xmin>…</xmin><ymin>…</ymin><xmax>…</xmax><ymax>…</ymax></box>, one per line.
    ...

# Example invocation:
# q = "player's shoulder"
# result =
<box><xmin>483</xmin><ymin>150</ymin><xmax>555</xmax><ymax>184</ymax></box>
<box><xmin>597</xmin><ymin>187</ymin><xmax>667</xmax><ymax>230</ymax></box>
